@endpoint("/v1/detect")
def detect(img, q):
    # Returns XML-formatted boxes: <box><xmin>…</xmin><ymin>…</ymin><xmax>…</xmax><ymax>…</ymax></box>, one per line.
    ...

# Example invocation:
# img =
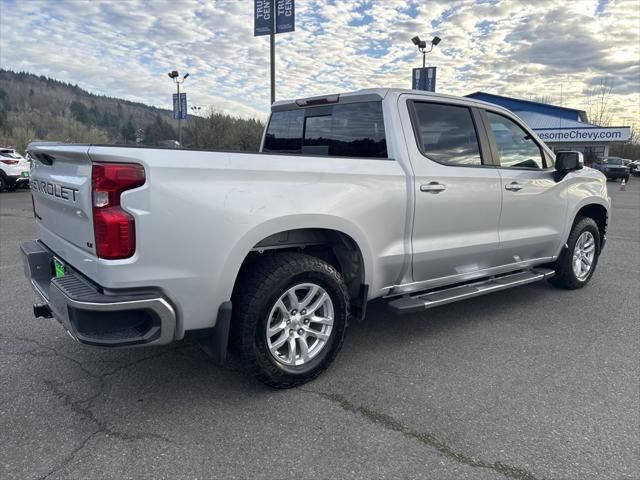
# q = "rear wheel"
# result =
<box><xmin>549</xmin><ymin>217</ymin><xmax>601</xmax><ymax>289</ymax></box>
<box><xmin>0</xmin><ymin>175</ymin><xmax>6</xmax><ymax>192</ymax></box>
<box><xmin>232</xmin><ymin>252</ymin><xmax>349</xmax><ymax>388</ymax></box>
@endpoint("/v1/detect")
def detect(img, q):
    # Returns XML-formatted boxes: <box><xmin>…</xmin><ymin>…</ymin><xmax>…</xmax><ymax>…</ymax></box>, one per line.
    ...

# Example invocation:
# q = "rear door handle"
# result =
<box><xmin>505</xmin><ymin>182</ymin><xmax>523</xmax><ymax>191</ymax></box>
<box><xmin>420</xmin><ymin>182</ymin><xmax>446</xmax><ymax>193</ymax></box>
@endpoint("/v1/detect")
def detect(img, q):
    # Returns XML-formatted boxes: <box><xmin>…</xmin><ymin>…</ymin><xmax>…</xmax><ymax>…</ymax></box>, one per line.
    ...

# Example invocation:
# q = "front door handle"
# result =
<box><xmin>420</xmin><ymin>182</ymin><xmax>446</xmax><ymax>193</ymax></box>
<box><xmin>505</xmin><ymin>182</ymin><xmax>523</xmax><ymax>191</ymax></box>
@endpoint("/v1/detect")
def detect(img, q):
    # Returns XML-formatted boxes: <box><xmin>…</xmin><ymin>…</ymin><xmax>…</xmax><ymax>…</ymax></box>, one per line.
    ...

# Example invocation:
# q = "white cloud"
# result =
<box><xmin>0</xmin><ymin>0</ymin><xmax>638</xmax><ymax>126</ymax></box>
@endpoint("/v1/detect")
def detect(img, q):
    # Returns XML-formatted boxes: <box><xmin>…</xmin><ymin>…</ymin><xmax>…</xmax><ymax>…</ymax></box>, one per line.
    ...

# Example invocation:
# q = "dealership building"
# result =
<box><xmin>466</xmin><ymin>92</ymin><xmax>631</xmax><ymax>163</ymax></box>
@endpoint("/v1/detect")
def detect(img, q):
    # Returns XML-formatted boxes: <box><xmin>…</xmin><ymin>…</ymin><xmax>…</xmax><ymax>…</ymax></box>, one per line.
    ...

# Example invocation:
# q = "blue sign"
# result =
<box><xmin>412</xmin><ymin>67</ymin><xmax>437</xmax><ymax>92</ymax></box>
<box><xmin>254</xmin><ymin>0</ymin><xmax>273</xmax><ymax>36</ymax></box>
<box><xmin>255</xmin><ymin>0</ymin><xmax>295</xmax><ymax>36</ymax></box>
<box><xmin>276</xmin><ymin>0</ymin><xmax>295</xmax><ymax>33</ymax></box>
<box><xmin>172</xmin><ymin>93</ymin><xmax>187</xmax><ymax>120</ymax></box>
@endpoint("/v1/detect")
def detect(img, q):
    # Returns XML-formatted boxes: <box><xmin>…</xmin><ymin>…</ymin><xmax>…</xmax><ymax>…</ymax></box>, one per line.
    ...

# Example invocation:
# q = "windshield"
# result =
<box><xmin>605</xmin><ymin>157</ymin><xmax>623</xmax><ymax>165</ymax></box>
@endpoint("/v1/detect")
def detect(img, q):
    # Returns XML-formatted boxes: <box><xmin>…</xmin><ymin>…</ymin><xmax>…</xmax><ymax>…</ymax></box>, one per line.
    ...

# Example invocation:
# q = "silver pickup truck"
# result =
<box><xmin>22</xmin><ymin>88</ymin><xmax>610</xmax><ymax>388</ymax></box>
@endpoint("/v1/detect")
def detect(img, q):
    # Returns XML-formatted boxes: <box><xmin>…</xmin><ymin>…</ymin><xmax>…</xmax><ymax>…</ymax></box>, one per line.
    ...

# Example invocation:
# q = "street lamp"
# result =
<box><xmin>411</xmin><ymin>35</ymin><xmax>441</xmax><ymax>68</ymax></box>
<box><xmin>168</xmin><ymin>70</ymin><xmax>189</xmax><ymax>145</ymax></box>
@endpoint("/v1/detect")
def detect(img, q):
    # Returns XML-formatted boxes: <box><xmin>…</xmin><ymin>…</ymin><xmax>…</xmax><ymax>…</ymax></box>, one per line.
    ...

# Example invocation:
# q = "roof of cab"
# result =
<box><xmin>271</xmin><ymin>88</ymin><xmax>513</xmax><ymax>115</ymax></box>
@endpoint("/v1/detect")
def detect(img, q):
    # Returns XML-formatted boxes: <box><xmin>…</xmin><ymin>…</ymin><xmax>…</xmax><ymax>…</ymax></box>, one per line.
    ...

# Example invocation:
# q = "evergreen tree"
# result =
<box><xmin>121</xmin><ymin>116</ymin><xmax>136</xmax><ymax>144</ymax></box>
<box><xmin>143</xmin><ymin>115</ymin><xmax>176</xmax><ymax>145</ymax></box>
<box><xmin>70</xmin><ymin>101</ymin><xmax>90</xmax><ymax>124</ymax></box>
<box><xmin>0</xmin><ymin>105</ymin><xmax>7</xmax><ymax>131</ymax></box>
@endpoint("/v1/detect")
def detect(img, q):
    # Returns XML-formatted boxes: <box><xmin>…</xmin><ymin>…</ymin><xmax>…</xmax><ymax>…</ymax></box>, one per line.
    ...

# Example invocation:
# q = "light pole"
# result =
<box><xmin>190</xmin><ymin>105</ymin><xmax>202</xmax><ymax>147</ymax></box>
<box><xmin>411</xmin><ymin>35</ymin><xmax>441</xmax><ymax>68</ymax></box>
<box><xmin>168</xmin><ymin>70</ymin><xmax>189</xmax><ymax>145</ymax></box>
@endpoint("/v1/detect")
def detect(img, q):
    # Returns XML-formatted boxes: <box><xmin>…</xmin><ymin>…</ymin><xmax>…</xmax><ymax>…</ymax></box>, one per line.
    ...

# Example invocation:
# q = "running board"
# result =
<box><xmin>387</xmin><ymin>268</ymin><xmax>555</xmax><ymax>314</ymax></box>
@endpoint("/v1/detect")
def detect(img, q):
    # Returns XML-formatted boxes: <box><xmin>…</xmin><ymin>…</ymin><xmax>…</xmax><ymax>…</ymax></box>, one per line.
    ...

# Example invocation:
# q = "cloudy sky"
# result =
<box><xmin>1</xmin><ymin>0</ymin><xmax>638</xmax><ymax>125</ymax></box>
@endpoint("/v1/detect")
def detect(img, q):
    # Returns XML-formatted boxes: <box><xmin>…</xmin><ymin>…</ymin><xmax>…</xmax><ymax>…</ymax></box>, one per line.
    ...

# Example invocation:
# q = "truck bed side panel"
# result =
<box><xmin>86</xmin><ymin>146</ymin><xmax>408</xmax><ymax>338</ymax></box>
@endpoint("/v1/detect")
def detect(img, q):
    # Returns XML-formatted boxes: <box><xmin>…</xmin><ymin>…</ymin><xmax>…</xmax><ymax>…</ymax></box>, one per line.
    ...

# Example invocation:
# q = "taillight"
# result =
<box><xmin>92</xmin><ymin>162</ymin><xmax>145</xmax><ymax>260</ymax></box>
<box><xmin>0</xmin><ymin>159</ymin><xmax>19</xmax><ymax>165</ymax></box>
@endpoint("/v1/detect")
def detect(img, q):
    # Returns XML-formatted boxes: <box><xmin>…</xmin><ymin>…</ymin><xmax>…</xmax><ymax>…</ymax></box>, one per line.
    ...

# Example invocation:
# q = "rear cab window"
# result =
<box><xmin>263</xmin><ymin>101</ymin><xmax>388</xmax><ymax>158</ymax></box>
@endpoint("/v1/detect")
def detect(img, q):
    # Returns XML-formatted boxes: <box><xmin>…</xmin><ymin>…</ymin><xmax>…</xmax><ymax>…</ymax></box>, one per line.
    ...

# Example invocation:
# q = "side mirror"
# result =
<box><xmin>555</xmin><ymin>151</ymin><xmax>584</xmax><ymax>172</ymax></box>
<box><xmin>553</xmin><ymin>151</ymin><xmax>584</xmax><ymax>182</ymax></box>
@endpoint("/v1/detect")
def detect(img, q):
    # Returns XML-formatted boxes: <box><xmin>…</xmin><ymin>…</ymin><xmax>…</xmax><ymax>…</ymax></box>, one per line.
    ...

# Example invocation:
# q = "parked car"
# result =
<box><xmin>0</xmin><ymin>147</ymin><xmax>30</xmax><ymax>192</ymax></box>
<box><xmin>591</xmin><ymin>156</ymin><xmax>630</xmax><ymax>182</ymax></box>
<box><xmin>628</xmin><ymin>159</ymin><xmax>640</xmax><ymax>177</ymax></box>
<box><xmin>22</xmin><ymin>89</ymin><xmax>610</xmax><ymax>387</ymax></box>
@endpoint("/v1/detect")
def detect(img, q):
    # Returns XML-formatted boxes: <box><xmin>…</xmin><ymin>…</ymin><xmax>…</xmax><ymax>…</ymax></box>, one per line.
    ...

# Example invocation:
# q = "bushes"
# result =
<box><xmin>183</xmin><ymin>110</ymin><xmax>264</xmax><ymax>151</ymax></box>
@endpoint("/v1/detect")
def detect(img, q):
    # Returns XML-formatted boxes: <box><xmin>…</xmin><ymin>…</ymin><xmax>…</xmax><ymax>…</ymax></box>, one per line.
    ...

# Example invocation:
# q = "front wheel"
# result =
<box><xmin>549</xmin><ymin>217</ymin><xmax>601</xmax><ymax>289</ymax></box>
<box><xmin>231</xmin><ymin>253</ymin><xmax>350</xmax><ymax>388</ymax></box>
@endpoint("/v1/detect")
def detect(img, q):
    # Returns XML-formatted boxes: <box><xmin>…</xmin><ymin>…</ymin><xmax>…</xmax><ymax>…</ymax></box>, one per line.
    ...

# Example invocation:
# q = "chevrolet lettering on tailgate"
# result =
<box><xmin>30</xmin><ymin>179</ymin><xmax>78</xmax><ymax>202</ymax></box>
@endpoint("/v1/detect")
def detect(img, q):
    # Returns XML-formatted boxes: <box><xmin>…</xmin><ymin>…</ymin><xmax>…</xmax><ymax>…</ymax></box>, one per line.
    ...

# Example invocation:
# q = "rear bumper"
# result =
<box><xmin>21</xmin><ymin>240</ymin><xmax>176</xmax><ymax>348</ymax></box>
<box><xmin>5</xmin><ymin>174</ymin><xmax>29</xmax><ymax>187</ymax></box>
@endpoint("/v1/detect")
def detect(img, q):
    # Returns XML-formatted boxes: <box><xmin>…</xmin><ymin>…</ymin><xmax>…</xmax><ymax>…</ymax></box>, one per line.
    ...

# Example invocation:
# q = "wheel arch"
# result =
<box><xmin>219</xmin><ymin>215</ymin><xmax>374</xmax><ymax>312</ymax></box>
<box><xmin>572</xmin><ymin>202</ymin><xmax>608</xmax><ymax>249</ymax></box>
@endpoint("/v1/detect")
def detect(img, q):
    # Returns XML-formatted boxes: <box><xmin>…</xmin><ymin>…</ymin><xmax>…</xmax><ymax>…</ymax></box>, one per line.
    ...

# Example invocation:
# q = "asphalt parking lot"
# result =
<box><xmin>1</xmin><ymin>181</ymin><xmax>638</xmax><ymax>480</ymax></box>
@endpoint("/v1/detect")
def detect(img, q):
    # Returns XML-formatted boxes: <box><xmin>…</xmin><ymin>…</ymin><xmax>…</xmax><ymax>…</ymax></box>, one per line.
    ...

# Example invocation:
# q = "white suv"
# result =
<box><xmin>0</xmin><ymin>148</ymin><xmax>30</xmax><ymax>192</ymax></box>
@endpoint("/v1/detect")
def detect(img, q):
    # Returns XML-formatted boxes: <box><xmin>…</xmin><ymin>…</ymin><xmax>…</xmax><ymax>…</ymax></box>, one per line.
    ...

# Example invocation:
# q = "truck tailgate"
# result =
<box><xmin>28</xmin><ymin>144</ymin><xmax>96</xmax><ymax>256</ymax></box>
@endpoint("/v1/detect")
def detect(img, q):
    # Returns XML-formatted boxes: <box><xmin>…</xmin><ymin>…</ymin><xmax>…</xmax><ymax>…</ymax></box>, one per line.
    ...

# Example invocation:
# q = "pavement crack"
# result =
<box><xmin>0</xmin><ymin>334</ymin><xmax>179</xmax><ymax>478</ymax></box>
<box><xmin>36</xmin><ymin>352</ymin><xmax>176</xmax><ymax>479</ymax></box>
<box><xmin>35</xmin><ymin>430</ymin><xmax>101</xmax><ymax>480</ymax></box>
<box><xmin>0</xmin><ymin>334</ymin><xmax>100</xmax><ymax>379</ymax></box>
<box><xmin>302</xmin><ymin>390</ymin><xmax>542</xmax><ymax>480</ymax></box>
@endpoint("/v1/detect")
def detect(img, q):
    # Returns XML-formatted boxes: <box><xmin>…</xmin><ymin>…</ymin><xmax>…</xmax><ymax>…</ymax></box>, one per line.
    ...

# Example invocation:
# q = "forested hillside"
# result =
<box><xmin>0</xmin><ymin>70</ymin><xmax>264</xmax><ymax>153</ymax></box>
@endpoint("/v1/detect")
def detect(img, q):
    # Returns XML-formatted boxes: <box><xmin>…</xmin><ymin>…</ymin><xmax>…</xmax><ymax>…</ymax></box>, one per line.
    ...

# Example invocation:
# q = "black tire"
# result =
<box><xmin>548</xmin><ymin>217</ymin><xmax>601</xmax><ymax>290</ymax></box>
<box><xmin>624</xmin><ymin>175</ymin><xmax>629</xmax><ymax>183</ymax></box>
<box><xmin>231</xmin><ymin>252</ymin><xmax>350</xmax><ymax>388</ymax></box>
<box><xmin>0</xmin><ymin>175</ymin><xmax>6</xmax><ymax>192</ymax></box>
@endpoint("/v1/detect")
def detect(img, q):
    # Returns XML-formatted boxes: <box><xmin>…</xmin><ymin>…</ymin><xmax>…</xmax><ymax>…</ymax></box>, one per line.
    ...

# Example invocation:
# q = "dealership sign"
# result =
<box><xmin>254</xmin><ymin>0</ymin><xmax>295</xmax><ymax>36</ymax></box>
<box><xmin>412</xmin><ymin>67</ymin><xmax>437</xmax><ymax>92</ymax></box>
<box><xmin>172</xmin><ymin>93</ymin><xmax>187</xmax><ymax>120</ymax></box>
<box><xmin>535</xmin><ymin>127</ymin><xmax>631</xmax><ymax>143</ymax></box>
<box><xmin>254</xmin><ymin>0</ymin><xmax>272</xmax><ymax>36</ymax></box>
<box><xmin>275</xmin><ymin>0</ymin><xmax>295</xmax><ymax>33</ymax></box>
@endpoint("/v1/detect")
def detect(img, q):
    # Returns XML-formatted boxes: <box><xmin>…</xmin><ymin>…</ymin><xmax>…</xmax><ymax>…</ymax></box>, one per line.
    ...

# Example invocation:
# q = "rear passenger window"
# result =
<box><xmin>263</xmin><ymin>101</ymin><xmax>387</xmax><ymax>158</ymax></box>
<box><xmin>411</xmin><ymin>102</ymin><xmax>483</xmax><ymax>166</ymax></box>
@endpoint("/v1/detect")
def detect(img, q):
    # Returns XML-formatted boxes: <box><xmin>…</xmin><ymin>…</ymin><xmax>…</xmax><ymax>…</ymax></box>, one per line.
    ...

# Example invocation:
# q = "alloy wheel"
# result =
<box><xmin>572</xmin><ymin>231</ymin><xmax>596</xmax><ymax>281</ymax></box>
<box><xmin>265</xmin><ymin>283</ymin><xmax>334</xmax><ymax>367</ymax></box>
